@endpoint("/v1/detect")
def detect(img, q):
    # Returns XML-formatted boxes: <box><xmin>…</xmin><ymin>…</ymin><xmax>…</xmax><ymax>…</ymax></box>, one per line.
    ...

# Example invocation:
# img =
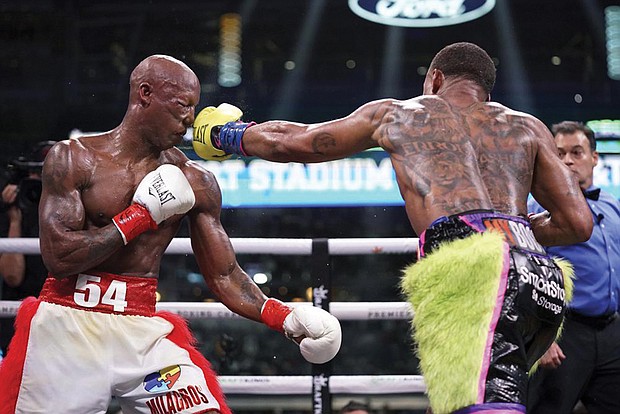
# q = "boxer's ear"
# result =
<box><xmin>430</xmin><ymin>69</ymin><xmax>444</xmax><ymax>94</ymax></box>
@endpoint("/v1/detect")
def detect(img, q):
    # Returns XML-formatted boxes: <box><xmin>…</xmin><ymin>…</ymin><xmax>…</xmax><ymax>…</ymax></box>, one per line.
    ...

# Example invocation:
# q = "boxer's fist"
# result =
<box><xmin>132</xmin><ymin>164</ymin><xmax>195</xmax><ymax>224</ymax></box>
<box><xmin>284</xmin><ymin>305</ymin><xmax>342</xmax><ymax>364</ymax></box>
<box><xmin>261</xmin><ymin>298</ymin><xmax>342</xmax><ymax>364</ymax></box>
<box><xmin>112</xmin><ymin>164</ymin><xmax>195</xmax><ymax>244</ymax></box>
<box><xmin>192</xmin><ymin>103</ymin><xmax>243</xmax><ymax>160</ymax></box>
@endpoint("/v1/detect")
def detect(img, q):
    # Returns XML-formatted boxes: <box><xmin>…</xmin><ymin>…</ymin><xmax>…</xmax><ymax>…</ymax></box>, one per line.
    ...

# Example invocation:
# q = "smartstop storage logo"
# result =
<box><xmin>348</xmin><ymin>0</ymin><xmax>496</xmax><ymax>28</ymax></box>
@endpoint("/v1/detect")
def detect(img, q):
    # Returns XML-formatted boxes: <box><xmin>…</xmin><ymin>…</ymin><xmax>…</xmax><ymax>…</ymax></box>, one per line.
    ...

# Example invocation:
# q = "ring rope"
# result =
<box><xmin>218</xmin><ymin>375</ymin><xmax>426</xmax><ymax>394</ymax></box>
<box><xmin>0</xmin><ymin>301</ymin><xmax>413</xmax><ymax>319</ymax></box>
<box><xmin>0</xmin><ymin>237</ymin><xmax>419</xmax><ymax>255</ymax></box>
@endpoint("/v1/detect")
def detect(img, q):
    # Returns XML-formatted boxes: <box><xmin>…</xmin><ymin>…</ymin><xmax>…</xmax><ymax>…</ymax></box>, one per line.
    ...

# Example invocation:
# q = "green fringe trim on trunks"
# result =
<box><xmin>401</xmin><ymin>232</ymin><xmax>575</xmax><ymax>413</ymax></box>
<box><xmin>400</xmin><ymin>231</ymin><xmax>506</xmax><ymax>414</ymax></box>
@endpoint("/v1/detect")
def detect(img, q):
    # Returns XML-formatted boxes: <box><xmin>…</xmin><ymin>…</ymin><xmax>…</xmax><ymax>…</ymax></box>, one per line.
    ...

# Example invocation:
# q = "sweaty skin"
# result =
<box><xmin>38</xmin><ymin>56</ymin><xmax>267</xmax><ymax>338</ymax></box>
<box><xmin>241</xmin><ymin>70</ymin><xmax>592</xmax><ymax>245</ymax></box>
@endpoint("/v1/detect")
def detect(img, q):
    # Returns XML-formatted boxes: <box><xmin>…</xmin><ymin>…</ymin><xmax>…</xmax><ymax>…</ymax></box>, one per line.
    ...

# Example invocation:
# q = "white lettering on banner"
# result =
<box><xmin>376</xmin><ymin>0</ymin><xmax>465</xmax><ymax>19</ymax></box>
<box><xmin>313</xmin><ymin>374</ymin><xmax>328</xmax><ymax>414</ymax></box>
<box><xmin>203</xmin><ymin>158</ymin><xmax>396</xmax><ymax>193</ymax></box>
<box><xmin>348</xmin><ymin>0</ymin><xmax>496</xmax><ymax>28</ymax></box>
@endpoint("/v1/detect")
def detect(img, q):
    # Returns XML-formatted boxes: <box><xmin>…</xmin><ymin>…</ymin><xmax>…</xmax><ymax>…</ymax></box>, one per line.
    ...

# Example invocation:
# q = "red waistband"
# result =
<box><xmin>40</xmin><ymin>272</ymin><xmax>158</xmax><ymax>316</ymax></box>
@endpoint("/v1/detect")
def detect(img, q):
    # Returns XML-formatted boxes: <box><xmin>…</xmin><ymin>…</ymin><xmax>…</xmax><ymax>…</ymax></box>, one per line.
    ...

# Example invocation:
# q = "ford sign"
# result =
<box><xmin>348</xmin><ymin>0</ymin><xmax>496</xmax><ymax>28</ymax></box>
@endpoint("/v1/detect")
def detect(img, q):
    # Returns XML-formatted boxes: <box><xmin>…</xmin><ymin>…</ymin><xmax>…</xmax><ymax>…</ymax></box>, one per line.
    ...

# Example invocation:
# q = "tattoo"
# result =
<box><xmin>311</xmin><ymin>132</ymin><xmax>337</xmax><ymax>154</ymax></box>
<box><xmin>387</xmin><ymin>99</ymin><xmax>483</xmax><ymax>206</ymax></box>
<box><xmin>47</xmin><ymin>155</ymin><xmax>69</xmax><ymax>189</ymax></box>
<box><xmin>466</xmin><ymin>108</ymin><xmax>536</xmax><ymax>213</ymax></box>
<box><xmin>238</xmin><ymin>276</ymin><xmax>264</xmax><ymax>312</ymax></box>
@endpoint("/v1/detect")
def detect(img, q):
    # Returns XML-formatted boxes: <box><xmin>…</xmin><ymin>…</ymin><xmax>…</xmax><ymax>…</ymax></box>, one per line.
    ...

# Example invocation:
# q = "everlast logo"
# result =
<box><xmin>146</xmin><ymin>385</ymin><xmax>210</xmax><ymax>414</ymax></box>
<box><xmin>193</xmin><ymin>123</ymin><xmax>212</xmax><ymax>145</ymax></box>
<box><xmin>149</xmin><ymin>172</ymin><xmax>176</xmax><ymax>206</ymax></box>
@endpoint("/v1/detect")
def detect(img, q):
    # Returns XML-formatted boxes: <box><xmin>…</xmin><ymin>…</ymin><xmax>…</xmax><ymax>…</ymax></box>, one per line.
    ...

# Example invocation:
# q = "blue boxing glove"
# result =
<box><xmin>192</xmin><ymin>103</ymin><xmax>254</xmax><ymax>159</ymax></box>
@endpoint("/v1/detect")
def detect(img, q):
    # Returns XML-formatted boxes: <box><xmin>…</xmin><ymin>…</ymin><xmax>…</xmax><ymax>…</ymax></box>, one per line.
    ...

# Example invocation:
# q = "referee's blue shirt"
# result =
<box><xmin>528</xmin><ymin>186</ymin><xmax>620</xmax><ymax>317</ymax></box>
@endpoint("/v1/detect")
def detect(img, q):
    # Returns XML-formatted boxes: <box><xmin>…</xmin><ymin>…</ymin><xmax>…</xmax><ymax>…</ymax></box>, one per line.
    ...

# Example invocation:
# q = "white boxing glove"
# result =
<box><xmin>261</xmin><ymin>298</ymin><xmax>342</xmax><ymax>364</ymax></box>
<box><xmin>112</xmin><ymin>164</ymin><xmax>196</xmax><ymax>244</ymax></box>
<box><xmin>132</xmin><ymin>164</ymin><xmax>196</xmax><ymax>224</ymax></box>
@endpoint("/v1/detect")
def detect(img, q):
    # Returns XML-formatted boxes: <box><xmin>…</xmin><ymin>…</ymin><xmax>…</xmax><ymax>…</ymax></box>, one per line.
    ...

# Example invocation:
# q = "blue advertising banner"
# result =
<box><xmin>193</xmin><ymin>152</ymin><xmax>404</xmax><ymax>208</ymax></box>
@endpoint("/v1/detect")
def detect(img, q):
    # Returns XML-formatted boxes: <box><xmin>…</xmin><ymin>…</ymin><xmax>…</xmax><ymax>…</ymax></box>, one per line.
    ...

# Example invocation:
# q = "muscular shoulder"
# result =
<box><xmin>182</xmin><ymin>160</ymin><xmax>223</xmax><ymax>215</ymax></box>
<box><xmin>43</xmin><ymin>136</ymin><xmax>100</xmax><ymax>188</ymax></box>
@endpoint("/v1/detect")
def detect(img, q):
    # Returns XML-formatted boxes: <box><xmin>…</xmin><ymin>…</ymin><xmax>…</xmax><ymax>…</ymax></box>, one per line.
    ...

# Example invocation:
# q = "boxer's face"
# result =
<box><xmin>555</xmin><ymin>131</ymin><xmax>598</xmax><ymax>190</ymax></box>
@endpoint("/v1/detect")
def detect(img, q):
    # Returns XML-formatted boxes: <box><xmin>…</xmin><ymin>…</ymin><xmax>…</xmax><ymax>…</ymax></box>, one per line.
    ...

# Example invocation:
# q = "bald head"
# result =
<box><xmin>129</xmin><ymin>54</ymin><xmax>199</xmax><ymax>99</ymax></box>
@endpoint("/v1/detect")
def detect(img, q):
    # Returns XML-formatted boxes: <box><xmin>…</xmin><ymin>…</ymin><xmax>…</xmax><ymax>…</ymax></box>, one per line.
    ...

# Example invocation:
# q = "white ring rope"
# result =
<box><xmin>0</xmin><ymin>237</ymin><xmax>419</xmax><ymax>255</ymax></box>
<box><xmin>0</xmin><ymin>301</ymin><xmax>413</xmax><ymax>319</ymax></box>
<box><xmin>219</xmin><ymin>375</ymin><xmax>426</xmax><ymax>394</ymax></box>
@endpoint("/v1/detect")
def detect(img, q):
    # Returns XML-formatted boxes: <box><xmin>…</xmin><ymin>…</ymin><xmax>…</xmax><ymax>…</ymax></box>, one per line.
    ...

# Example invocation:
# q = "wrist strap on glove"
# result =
<box><xmin>112</xmin><ymin>204</ymin><xmax>158</xmax><ymax>245</ymax></box>
<box><xmin>261</xmin><ymin>298</ymin><xmax>292</xmax><ymax>333</ymax></box>
<box><xmin>213</xmin><ymin>121</ymin><xmax>256</xmax><ymax>156</ymax></box>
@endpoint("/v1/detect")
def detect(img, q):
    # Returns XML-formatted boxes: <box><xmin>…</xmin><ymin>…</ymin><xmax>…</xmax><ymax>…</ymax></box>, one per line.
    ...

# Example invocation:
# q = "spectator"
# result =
<box><xmin>0</xmin><ymin>141</ymin><xmax>55</xmax><ymax>357</ymax></box>
<box><xmin>527</xmin><ymin>121</ymin><xmax>620</xmax><ymax>413</ymax></box>
<box><xmin>340</xmin><ymin>399</ymin><xmax>371</xmax><ymax>414</ymax></box>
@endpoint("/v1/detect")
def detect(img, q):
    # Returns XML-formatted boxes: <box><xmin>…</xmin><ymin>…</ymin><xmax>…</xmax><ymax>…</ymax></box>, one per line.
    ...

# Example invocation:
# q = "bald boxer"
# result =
<box><xmin>0</xmin><ymin>55</ymin><xmax>341</xmax><ymax>414</ymax></box>
<box><xmin>193</xmin><ymin>42</ymin><xmax>592</xmax><ymax>413</ymax></box>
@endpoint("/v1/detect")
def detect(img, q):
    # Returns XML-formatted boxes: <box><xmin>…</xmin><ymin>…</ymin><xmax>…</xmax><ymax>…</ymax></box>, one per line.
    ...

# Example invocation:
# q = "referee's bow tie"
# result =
<box><xmin>584</xmin><ymin>188</ymin><xmax>600</xmax><ymax>201</ymax></box>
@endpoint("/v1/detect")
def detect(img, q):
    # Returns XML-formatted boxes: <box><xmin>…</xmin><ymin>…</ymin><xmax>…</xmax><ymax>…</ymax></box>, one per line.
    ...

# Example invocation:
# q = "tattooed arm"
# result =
<box><xmin>186</xmin><ymin>162</ymin><xmax>267</xmax><ymax>321</ymax></box>
<box><xmin>38</xmin><ymin>140</ymin><xmax>124</xmax><ymax>278</ymax></box>
<box><xmin>529</xmin><ymin>118</ymin><xmax>592</xmax><ymax>245</ymax></box>
<box><xmin>241</xmin><ymin>100</ymin><xmax>392</xmax><ymax>163</ymax></box>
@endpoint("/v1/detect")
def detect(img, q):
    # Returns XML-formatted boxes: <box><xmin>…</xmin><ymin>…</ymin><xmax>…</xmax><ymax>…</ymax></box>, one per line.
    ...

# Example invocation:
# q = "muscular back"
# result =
<box><xmin>464</xmin><ymin>102</ymin><xmax>539</xmax><ymax>216</ymax></box>
<box><xmin>373</xmin><ymin>96</ymin><xmax>494</xmax><ymax>233</ymax></box>
<box><xmin>376</xmin><ymin>96</ymin><xmax>557</xmax><ymax>234</ymax></box>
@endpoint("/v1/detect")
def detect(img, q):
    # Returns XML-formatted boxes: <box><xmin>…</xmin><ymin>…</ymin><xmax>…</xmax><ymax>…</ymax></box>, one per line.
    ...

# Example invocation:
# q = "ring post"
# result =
<box><xmin>311</xmin><ymin>238</ymin><xmax>331</xmax><ymax>414</ymax></box>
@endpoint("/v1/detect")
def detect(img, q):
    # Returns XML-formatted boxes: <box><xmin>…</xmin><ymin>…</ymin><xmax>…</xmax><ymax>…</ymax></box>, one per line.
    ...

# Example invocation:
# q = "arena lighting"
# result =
<box><xmin>348</xmin><ymin>0</ymin><xmax>496</xmax><ymax>28</ymax></box>
<box><xmin>218</xmin><ymin>13</ymin><xmax>242</xmax><ymax>87</ymax></box>
<box><xmin>379</xmin><ymin>26</ymin><xmax>405</xmax><ymax>97</ymax></box>
<box><xmin>270</xmin><ymin>0</ymin><xmax>326</xmax><ymax>119</ymax></box>
<box><xmin>606</xmin><ymin>6</ymin><xmax>620</xmax><ymax>80</ymax></box>
<box><xmin>493</xmin><ymin>0</ymin><xmax>534</xmax><ymax>112</ymax></box>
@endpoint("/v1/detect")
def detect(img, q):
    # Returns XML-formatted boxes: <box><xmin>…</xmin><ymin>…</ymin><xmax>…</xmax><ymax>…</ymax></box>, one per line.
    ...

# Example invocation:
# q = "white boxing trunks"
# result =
<box><xmin>0</xmin><ymin>272</ymin><xmax>231</xmax><ymax>414</ymax></box>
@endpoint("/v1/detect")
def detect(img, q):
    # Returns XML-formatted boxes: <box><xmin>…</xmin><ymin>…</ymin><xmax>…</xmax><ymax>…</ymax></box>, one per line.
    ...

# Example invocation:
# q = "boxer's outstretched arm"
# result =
<box><xmin>242</xmin><ymin>100</ymin><xmax>390</xmax><ymax>163</ymax></box>
<box><xmin>39</xmin><ymin>140</ymin><xmax>124</xmax><ymax>278</ymax></box>
<box><xmin>529</xmin><ymin>120</ymin><xmax>592</xmax><ymax>245</ymax></box>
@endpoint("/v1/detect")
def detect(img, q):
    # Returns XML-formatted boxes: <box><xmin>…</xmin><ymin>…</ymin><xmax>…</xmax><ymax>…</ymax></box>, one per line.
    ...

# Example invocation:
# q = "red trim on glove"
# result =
<box><xmin>112</xmin><ymin>203</ymin><xmax>157</xmax><ymax>245</ymax></box>
<box><xmin>261</xmin><ymin>298</ymin><xmax>292</xmax><ymax>333</ymax></box>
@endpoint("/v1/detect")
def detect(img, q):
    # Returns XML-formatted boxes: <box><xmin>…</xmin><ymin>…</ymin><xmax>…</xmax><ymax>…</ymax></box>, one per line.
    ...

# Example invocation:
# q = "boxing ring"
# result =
<box><xmin>0</xmin><ymin>237</ymin><xmax>427</xmax><ymax>412</ymax></box>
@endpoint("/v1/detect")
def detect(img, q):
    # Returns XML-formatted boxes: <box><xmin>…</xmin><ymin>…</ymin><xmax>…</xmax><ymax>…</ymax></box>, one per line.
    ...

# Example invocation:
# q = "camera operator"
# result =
<box><xmin>0</xmin><ymin>140</ymin><xmax>56</xmax><ymax>357</ymax></box>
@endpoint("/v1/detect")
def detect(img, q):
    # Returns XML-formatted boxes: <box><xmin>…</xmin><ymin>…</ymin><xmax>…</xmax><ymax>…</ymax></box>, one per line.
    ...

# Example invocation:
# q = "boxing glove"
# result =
<box><xmin>192</xmin><ymin>103</ymin><xmax>254</xmax><ymax>159</ymax></box>
<box><xmin>112</xmin><ymin>164</ymin><xmax>196</xmax><ymax>244</ymax></box>
<box><xmin>261</xmin><ymin>298</ymin><xmax>342</xmax><ymax>364</ymax></box>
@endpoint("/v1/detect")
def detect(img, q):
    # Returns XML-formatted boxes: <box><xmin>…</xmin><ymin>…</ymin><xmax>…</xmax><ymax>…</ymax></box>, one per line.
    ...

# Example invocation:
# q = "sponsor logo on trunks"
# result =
<box><xmin>145</xmin><ymin>385</ymin><xmax>210</xmax><ymax>414</ymax></box>
<box><xmin>517</xmin><ymin>265</ymin><xmax>565</xmax><ymax>315</ymax></box>
<box><xmin>144</xmin><ymin>365</ymin><xmax>181</xmax><ymax>393</ymax></box>
<box><xmin>148</xmin><ymin>172</ymin><xmax>177</xmax><ymax>206</ymax></box>
<box><xmin>483</xmin><ymin>219</ymin><xmax>546</xmax><ymax>255</ymax></box>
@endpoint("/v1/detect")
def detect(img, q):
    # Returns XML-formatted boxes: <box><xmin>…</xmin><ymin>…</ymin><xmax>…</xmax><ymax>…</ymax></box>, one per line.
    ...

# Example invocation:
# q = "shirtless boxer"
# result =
<box><xmin>0</xmin><ymin>55</ymin><xmax>341</xmax><ymax>414</ymax></box>
<box><xmin>191</xmin><ymin>42</ymin><xmax>592</xmax><ymax>413</ymax></box>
